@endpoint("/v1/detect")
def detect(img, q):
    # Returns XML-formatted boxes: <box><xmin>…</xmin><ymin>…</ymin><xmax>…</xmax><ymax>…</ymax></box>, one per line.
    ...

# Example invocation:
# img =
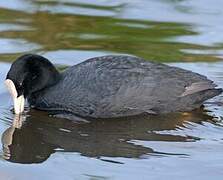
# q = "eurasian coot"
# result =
<box><xmin>5</xmin><ymin>54</ymin><xmax>222</xmax><ymax>118</ymax></box>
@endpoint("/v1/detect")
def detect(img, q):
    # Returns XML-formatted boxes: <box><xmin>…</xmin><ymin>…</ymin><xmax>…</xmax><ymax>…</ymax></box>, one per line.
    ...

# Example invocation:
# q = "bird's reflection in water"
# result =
<box><xmin>1</xmin><ymin>109</ymin><xmax>216</xmax><ymax>164</ymax></box>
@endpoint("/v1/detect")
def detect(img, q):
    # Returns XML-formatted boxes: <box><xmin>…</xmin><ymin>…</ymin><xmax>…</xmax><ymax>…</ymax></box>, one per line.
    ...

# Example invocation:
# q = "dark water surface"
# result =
<box><xmin>0</xmin><ymin>0</ymin><xmax>223</xmax><ymax>179</ymax></box>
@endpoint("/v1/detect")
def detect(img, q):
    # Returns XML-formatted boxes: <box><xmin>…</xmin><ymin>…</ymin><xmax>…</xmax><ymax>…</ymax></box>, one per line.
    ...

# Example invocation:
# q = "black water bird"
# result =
<box><xmin>5</xmin><ymin>54</ymin><xmax>222</xmax><ymax>119</ymax></box>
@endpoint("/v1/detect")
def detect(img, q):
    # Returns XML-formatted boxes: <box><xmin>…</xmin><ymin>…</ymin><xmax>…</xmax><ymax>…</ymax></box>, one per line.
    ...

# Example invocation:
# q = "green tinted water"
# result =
<box><xmin>0</xmin><ymin>1</ymin><xmax>223</xmax><ymax>180</ymax></box>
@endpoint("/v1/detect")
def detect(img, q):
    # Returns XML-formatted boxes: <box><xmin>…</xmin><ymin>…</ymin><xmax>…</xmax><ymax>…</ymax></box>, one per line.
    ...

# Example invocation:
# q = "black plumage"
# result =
<box><xmin>6</xmin><ymin>54</ymin><xmax>222</xmax><ymax>118</ymax></box>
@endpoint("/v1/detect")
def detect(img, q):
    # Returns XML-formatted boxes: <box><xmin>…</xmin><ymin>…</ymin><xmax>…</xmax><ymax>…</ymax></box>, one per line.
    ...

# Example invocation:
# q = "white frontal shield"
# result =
<box><xmin>5</xmin><ymin>79</ymin><xmax>25</xmax><ymax>114</ymax></box>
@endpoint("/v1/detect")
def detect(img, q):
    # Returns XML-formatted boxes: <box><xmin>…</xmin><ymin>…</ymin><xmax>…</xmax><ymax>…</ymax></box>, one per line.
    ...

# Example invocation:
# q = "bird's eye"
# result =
<box><xmin>32</xmin><ymin>75</ymin><xmax>37</xmax><ymax>80</ymax></box>
<box><xmin>19</xmin><ymin>82</ymin><xmax>22</xmax><ymax>86</ymax></box>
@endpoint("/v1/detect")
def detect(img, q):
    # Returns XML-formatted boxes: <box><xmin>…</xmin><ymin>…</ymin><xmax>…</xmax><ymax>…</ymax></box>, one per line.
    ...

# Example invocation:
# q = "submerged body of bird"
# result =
<box><xmin>5</xmin><ymin>54</ymin><xmax>222</xmax><ymax>119</ymax></box>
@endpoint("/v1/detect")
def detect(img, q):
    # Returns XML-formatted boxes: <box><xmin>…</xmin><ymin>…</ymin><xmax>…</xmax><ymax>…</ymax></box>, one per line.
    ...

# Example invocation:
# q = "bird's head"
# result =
<box><xmin>5</xmin><ymin>54</ymin><xmax>60</xmax><ymax>114</ymax></box>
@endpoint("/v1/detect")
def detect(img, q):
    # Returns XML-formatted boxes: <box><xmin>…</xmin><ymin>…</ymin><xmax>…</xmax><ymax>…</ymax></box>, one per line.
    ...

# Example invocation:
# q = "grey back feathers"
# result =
<box><xmin>29</xmin><ymin>55</ymin><xmax>222</xmax><ymax>118</ymax></box>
